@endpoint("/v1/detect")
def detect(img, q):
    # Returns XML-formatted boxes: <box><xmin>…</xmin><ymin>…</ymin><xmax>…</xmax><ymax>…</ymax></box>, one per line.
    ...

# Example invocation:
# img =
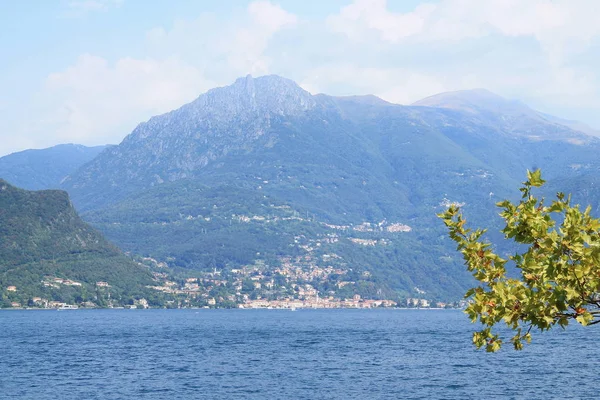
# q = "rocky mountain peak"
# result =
<box><xmin>191</xmin><ymin>74</ymin><xmax>316</xmax><ymax>117</ymax></box>
<box><xmin>126</xmin><ymin>74</ymin><xmax>316</xmax><ymax>142</ymax></box>
<box><xmin>64</xmin><ymin>75</ymin><xmax>321</xmax><ymax>206</ymax></box>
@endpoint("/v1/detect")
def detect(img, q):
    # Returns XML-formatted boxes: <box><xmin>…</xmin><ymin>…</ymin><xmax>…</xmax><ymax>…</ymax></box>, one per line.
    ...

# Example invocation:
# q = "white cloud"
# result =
<box><xmin>227</xmin><ymin>1</ymin><xmax>297</xmax><ymax>74</ymax></box>
<box><xmin>327</xmin><ymin>0</ymin><xmax>600</xmax><ymax>63</ymax></box>
<box><xmin>146</xmin><ymin>1</ymin><xmax>297</xmax><ymax>77</ymax></box>
<box><xmin>36</xmin><ymin>54</ymin><xmax>213</xmax><ymax>146</ymax></box>
<box><xmin>247</xmin><ymin>1</ymin><xmax>297</xmax><ymax>32</ymax></box>
<box><xmin>16</xmin><ymin>1</ymin><xmax>299</xmax><ymax>152</ymax></box>
<box><xmin>328</xmin><ymin>0</ymin><xmax>436</xmax><ymax>42</ymax></box>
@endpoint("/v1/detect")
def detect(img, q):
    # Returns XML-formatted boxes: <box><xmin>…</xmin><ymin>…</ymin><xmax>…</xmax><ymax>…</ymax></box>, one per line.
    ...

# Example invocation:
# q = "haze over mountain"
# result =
<box><xmin>413</xmin><ymin>89</ymin><xmax>600</xmax><ymax>138</ymax></box>
<box><xmin>412</xmin><ymin>89</ymin><xmax>594</xmax><ymax>144</ymax></box>
<box><xmin>0</xmin><ymin>144</ymin><xmax>109</xmax><ymax>191</ymax></box>
<box><xmin>49</xmin><ymin>75</ymin><xmax>600</xmax><ymax>299</ymax></box>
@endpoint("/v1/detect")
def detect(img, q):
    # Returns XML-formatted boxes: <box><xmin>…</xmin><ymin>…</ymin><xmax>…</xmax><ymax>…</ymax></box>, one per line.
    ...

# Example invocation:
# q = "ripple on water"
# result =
<box><xmin>1</xmin><ymin>309</ymin><xmax>599</xmax><ymax>399</ymax></box>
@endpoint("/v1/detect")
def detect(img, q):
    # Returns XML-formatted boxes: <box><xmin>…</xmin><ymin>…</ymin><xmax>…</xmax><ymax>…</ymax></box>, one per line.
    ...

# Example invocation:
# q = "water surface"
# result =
<box><xmin>1</xmin><ymin>309</ymin><xmax>596</xmax><ymax>399</ymax></box>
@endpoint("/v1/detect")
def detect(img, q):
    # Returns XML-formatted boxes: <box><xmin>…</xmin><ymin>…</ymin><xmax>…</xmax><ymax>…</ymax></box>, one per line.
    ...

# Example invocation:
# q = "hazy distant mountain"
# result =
<box><xmin>0</xmin><ymin>179</ymin><xmax>153</xmax><ymax>306</ymax></box>
<box><xmin>538</xmin><ymin>112</ymin><xmax>600</xmax><ymax>137</ymax></box>
<box><xmin>414</xmin><ymin>90</ymin><xmax>600</xmax><ymax>140</ymax></box>
<box><xmin>412</xmin><ymin>88</ymin><xmax>594</xmax><ymax>144</ymax></box>
<box><xmin>413</xmin><ymin>88</ymin><xmax>531</xmax><ymax>114</ymax></box>
<box><xmin>59</xmin><ymin>75</ymin><xmax>600</xmax><ymax>300</ymax></box>
<box><xmin>0</xmin><ymin>143</ymin><xmax>109</xmax><ymax>190</ymax></box>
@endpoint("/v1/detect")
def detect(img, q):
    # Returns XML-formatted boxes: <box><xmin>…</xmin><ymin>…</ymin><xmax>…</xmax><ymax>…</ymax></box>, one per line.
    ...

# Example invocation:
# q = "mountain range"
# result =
<box><xmin>3</xmin><ymin>75</ymin><xmax>600</xmax><ymax>301</ymax></box>
<box><xmin>0</xmin><ymin>144</ymin><xmax>109</xmax><ymax>191</ymax></box>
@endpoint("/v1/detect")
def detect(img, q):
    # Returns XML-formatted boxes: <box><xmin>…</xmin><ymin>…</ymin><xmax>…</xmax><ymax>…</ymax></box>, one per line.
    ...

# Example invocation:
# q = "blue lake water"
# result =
<box><xmin>1</xmin><ymin>309</ymin><xmax>597</xmax><ymax>399</ymax></box>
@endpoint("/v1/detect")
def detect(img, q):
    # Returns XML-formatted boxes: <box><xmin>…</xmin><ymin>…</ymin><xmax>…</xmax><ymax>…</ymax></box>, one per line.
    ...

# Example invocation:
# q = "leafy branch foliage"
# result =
<box><xmin>440</xmin><ymin>170</ymin><xmax>600</xmax><ymax>351</ymax></box>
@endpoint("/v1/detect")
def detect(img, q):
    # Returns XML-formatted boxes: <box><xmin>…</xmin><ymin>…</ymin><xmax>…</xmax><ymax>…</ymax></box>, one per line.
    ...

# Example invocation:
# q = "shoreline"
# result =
<box><xmin>0</xmin><ymin>306</ymin><xmax>462</xmax><ymax>311</ymax></box>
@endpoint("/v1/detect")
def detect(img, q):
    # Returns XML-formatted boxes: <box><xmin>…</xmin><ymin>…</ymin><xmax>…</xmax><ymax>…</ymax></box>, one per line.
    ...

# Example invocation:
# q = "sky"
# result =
<box><xmin>1</xmin><ymin>0</ymin><xmax>600</xmax><ymax>157</ymax></box>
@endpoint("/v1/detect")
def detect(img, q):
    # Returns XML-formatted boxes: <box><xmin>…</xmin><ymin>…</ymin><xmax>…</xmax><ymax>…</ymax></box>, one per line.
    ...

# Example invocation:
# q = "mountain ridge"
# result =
<box><xmin>62</xmin><ymin>75</ymin><xmax>598</xmax><ymax>211</ymax></box>
<box><xmin>0</xmin><ymin>143</ymin><xmax>110</xmax><ymax>191</ymax></box>
<box><xmin>411</xmin><ymin>88</ymin><xmax>596</xmax><ymax>144</ymax></box>
<box><xmin>27</xmin><ymin>75</ymin><xmax>600</xmax><ymax>299</ymax></box>
<box><xmin>0</xmin><ymin>179</ymin><xmax>155</xmax><ymax>307</ymax></box>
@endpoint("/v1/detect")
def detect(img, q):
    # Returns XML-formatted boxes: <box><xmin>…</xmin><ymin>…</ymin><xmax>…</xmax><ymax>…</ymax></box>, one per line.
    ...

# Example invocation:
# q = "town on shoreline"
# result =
<box><xmin>2</xmin><ymin>258</ymin><xmax>467</xmax><ymax>310</ymax></box>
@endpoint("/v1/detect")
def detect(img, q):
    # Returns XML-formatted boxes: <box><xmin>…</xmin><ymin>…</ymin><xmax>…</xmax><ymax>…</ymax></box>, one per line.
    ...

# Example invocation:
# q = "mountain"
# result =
<box><xmin>59</xmin><ymin>75</ymin><xmax>600</xmax><ymax>300</ymax></box>
<box><xmin>0</xmin><ymin>179</ymin><xmax>155</xmax><ymax>307</ymax></box>
<box><xmin>415</xmin><ymin>89</ymin><xmax>600</xmax><ymax>140</ymax></box>
<box><xmin>413</xmin><ymin>88</ymin><xmax>533</xmax><ymax>114</ymax></box>
<box><xmin>61</xmin><ymin>75</ymin><xmax>318</xmax><ymax>210</ymax></box>
<box><xmin>538</xmin><ymin>112</ymin><xmax>600</xmax><ymax>137</ymax></box>
<box><xmin>0</xmin><ymin>143</ymin><xmax>110</xmax><ymax>191</ymax></box>
<box><xmin>412</xmin><ymin>88</ymin><xmax>593</xmax><ymax>144</ymax></box>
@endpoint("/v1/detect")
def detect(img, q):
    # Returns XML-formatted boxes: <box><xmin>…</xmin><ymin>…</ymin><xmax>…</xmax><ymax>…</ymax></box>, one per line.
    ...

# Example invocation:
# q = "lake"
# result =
<box><xmin>1</xmin><ymin>309</ymin><xmax>597</xmax><ymax>399</ymax></box>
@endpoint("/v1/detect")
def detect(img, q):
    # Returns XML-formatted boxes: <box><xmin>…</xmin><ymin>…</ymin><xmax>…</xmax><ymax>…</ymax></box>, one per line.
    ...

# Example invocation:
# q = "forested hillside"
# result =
<box><xmin>0</xmin><ymin>179</ymin><xmax>155</xmax><ymax>307</ymax></box>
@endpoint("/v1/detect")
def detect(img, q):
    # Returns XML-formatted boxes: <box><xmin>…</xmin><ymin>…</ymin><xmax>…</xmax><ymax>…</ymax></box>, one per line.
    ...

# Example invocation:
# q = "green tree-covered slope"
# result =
<box><xmin>0</xmin><ymin>179</ymin><xmax>154</xmax><ymax>307</ymax></box>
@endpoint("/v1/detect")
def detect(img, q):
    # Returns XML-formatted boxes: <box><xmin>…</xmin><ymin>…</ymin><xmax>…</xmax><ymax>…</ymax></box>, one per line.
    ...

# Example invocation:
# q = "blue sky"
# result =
<box><xmin>1</xmin><ymin>0</ymin><xmax>599</xmax><ymax>156</ymax></box>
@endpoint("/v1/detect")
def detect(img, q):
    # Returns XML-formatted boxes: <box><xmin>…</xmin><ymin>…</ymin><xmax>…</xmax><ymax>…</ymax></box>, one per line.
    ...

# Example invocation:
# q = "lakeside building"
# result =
<box><xmin>241</xmin><ymin>297</ymin><xmax>397</xmax><ymax>309</ymax></box>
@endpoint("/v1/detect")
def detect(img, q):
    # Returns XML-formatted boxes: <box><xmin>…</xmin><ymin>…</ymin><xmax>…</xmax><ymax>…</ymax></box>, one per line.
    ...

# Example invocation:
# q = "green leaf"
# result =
<box><xmin>527</xmin><ymin>169</ymin><xmax>546</xmax><ymax>187</ymax></box>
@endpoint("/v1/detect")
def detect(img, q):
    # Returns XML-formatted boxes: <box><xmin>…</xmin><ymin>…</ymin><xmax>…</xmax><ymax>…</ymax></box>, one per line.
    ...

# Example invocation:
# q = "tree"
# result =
<box><xmin>439</xmin><ymin>170</ymin><xmax>600</xmax><ymax>351</ymax></box>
